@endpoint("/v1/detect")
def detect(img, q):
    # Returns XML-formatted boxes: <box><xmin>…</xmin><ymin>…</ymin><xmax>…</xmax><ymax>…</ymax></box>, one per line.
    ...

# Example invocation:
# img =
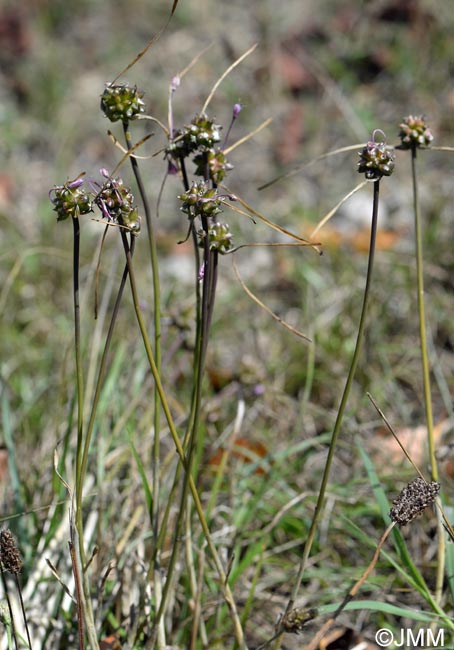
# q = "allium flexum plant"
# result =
<box><xmin>0</xmin><ymin>6</ymin><xmax>444</xmax><ymax>650</ymax></box>
<box><xmin>47</xmin><ymin>37</ymin><xmax>319</xmax><ymax>647</ymax></box>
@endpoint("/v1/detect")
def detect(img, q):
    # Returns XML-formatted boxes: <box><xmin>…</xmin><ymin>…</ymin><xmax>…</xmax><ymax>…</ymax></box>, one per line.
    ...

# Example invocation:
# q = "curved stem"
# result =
<box><xmin>275</xmin><ymin>179</ymin><xmax>381</xmax><ymax>647</ymax></box>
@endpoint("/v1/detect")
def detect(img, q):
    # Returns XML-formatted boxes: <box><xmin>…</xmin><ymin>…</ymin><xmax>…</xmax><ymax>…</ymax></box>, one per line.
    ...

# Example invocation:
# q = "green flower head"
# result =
<box><xmin>100</xmin><ymin>83</ymin><xmax>145</xmax><ymax>123</ymax></box>
<box><xmin>49</xmin><ymin>175</ymin><xmax>93</xmax><ymax>221</ymax></box>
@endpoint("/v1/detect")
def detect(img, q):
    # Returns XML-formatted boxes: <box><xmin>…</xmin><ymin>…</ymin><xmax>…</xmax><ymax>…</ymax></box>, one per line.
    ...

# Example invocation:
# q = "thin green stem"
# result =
<box><xmin>149</xmin><ymin>158</ymin><xmax>202</xmax><ymax>642</ymax></box>
<box><xmin>410</xmin><ymin>146</ymin><xmax>444</xmax><ymax>604</ymax></box>
<box><xmin>275</xmin><ymin>179</ymin><xmax>381</xmax><ymax>647</ymax></box>
<box><xmin>411</xmin><ymin>147</ymin><xmax>437</xmax><ymax>480</ymax></box>
<box><xmin>121</xmin><ymin>231</ymin><xmax>247</xmax><ymax>650</ymax></box>
<box><xmin>122</xmin><ymin>126</ymin><xmax>162</xmax><ymax>439</ymax></box>
<box><xmin>151</xmin><ymin>166</ymin><xmax>220</xmax><ymax>643</ymax></box>
<box><xmin>123</xmin><ymin>122</ymin><xmax>165</xmax><ymax>642</ymax></box>
<box><xmin>158</xmin><ymin>244</ymin><xmax>216</xmax><ymax>605</ymax></box>
<box><xmin>181</xmin><ymin>156</ymin><xmax>203</xmax><ymax>449</ymax></box>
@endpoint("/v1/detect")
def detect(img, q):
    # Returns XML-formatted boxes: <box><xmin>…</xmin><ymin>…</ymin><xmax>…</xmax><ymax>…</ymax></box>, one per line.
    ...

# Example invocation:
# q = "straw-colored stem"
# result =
<box><xmin>410</xmin><ymin>146</ymin><xmax>444</xmax><ymax>604</ymax></box>
<box><xmin>274</xmin><ymin>179</ymin><xmax>381</xmax><ymax>648</ymax></box>
<box><xmin>122</xmin><ymin>124</ymin><xmax>162</xmax><ymax>486</ymax></box>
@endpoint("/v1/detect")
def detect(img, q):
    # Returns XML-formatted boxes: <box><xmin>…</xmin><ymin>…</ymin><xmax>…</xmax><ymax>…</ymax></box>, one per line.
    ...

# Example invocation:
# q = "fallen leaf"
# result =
<box><xmin>208</xmin><ymin>437</ymin><xmax>269</xmax><ymax>475</ymax></box>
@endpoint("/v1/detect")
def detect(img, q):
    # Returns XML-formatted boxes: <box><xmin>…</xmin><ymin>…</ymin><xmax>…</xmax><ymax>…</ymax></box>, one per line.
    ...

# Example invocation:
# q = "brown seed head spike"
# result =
<box><xmin>0</xmin><ymin>529</ymin><xmax>23</xmax><ymax>575</ymax></box>
<box><xmin>389</xmin><ymin>477</ymin><xmax>440</xmax><ymax>526</ymax></box>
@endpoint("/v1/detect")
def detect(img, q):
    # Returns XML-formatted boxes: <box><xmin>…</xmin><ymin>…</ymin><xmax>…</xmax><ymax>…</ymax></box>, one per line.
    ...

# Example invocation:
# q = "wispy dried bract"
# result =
<box><xmin>389</xmin><ymin>477</ymin><xmax>440</xmax><ymax>526</ymax></box>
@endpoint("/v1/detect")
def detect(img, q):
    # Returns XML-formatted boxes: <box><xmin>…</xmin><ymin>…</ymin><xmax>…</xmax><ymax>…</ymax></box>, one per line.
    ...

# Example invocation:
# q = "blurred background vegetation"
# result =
<box><xmin>0</xmin><ymin>0</ymin><xmax>453</xmax><ymax>647</ymax></box>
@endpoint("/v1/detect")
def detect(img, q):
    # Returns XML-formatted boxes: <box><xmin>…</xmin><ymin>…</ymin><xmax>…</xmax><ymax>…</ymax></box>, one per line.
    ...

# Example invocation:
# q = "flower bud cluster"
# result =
<box><xmin>193</xmin><ymin>149</ymin><xmax>233</xmax><ymax>185</ymax></box>
<box><xmin>49</xmin><ymin>176</ymin><xmax>93</xmax><ymax>221</ymax></box>
<box><xmin>167</xmin><ymin>113</ymin><xmax>234</xmax><ymax>185</ymax></box>
<box><xmin>198</xmin><ymin>221</ymin><xmax>233</xmax><ymax>254</ymax></box>
<box><xmin>358</xmin><ymin>138</ymin><xmax>395</xmax><ymax>180</ymax></box>
<box><xmin>178</xmin><ymin>181</ymin><xmax>223</xmax><ymax>218</ymax></box>
<box><xmin>95</xmin><ymin>175</ymin><xmax>141</xmax><ymax>234</ymax></box>
<box><xmin>398</xmin><ymin>115</ymin><xmax>433</xmax><ymax>149</ymax></box>
<box><xmin>169</xmin><ymin>114</ymin><xmax>221</xmax><ymax>158</ymax></box>
<box><xmin>50</xmin><ymin>172</ymin><xmax>141</xmax><ymax>235</ymax></box>
<box><xmin>100</xmin><ymin>83</ymin><xmax>145</xmax><ymax>123</ymax></box>
<box><xmin>178</xmin><ymin>182</ymin><xmax>236</xmax><ymax>254</ymax></box>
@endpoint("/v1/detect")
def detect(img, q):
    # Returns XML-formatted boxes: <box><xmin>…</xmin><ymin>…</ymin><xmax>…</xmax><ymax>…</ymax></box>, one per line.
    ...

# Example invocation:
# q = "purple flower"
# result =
<box><xmin>232</xmin><ymin>102</ymin><xmax>242</xmax><ymax>119</ymax></box>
